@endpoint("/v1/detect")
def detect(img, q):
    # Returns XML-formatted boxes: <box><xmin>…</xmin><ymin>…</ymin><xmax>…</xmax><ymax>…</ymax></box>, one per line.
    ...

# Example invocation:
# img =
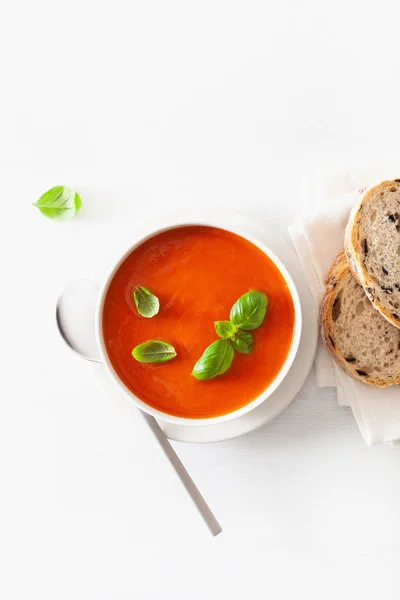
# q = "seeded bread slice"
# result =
<box><xmin>321</xmin><ymin>252</ymin><xmax>400</xmax><ymax>387</ymax></box>
<box><xmin>345</xmin><ymin>179</ymin><xmax>400</xmax><ymax>329</ymax></box>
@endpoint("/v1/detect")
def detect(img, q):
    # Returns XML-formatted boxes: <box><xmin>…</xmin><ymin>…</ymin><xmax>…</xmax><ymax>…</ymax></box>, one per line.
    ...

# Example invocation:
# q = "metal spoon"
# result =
<box><xmin>56</xmin><ymin>279</ymin><xmax>222</xmax><ymax>537</ymax></box>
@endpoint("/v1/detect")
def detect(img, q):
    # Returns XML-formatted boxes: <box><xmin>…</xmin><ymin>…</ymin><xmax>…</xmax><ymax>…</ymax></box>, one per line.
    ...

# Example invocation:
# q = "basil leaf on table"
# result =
<box><xmin>231</xmin><ymin>331</ymin><xmax>253</xmax><ymax>354</ymax></box>
<box><xmin>192</xmin><ymin>339</ymin><xmax>234</xmax><ymax>380</ymax></box>
<box><xmin>32</xmin><ymin>186</ymin><xmax>82</xmax><ymax>220</ymax></box>
<box><xmin>230</xmin><ymin>291</ymin><xmax>268</xmax><ymax>331</ymax></box>
<box><xmin>133</xmin><ymin>286</ymin><xmax>160</xmax><ymax>318</ymax></box>
<box><xmin>214</xmin><ymin>320</ymin><xmax>237</xmax><ymax>339</ymax></box>
<box><xmin>132</xmin><ymin>340</ymin><xmax>176</xmax><ymax>363</ymax></box>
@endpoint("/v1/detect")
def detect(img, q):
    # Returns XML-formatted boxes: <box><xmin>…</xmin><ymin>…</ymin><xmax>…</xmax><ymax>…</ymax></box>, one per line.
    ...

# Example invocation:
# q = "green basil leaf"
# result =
<box><xmin>32</xmin><ymin>186</ymin><xmax>82</xmax><ymax>220</ymax></box>
<box><xmin>231</xmin><ymin>331</ymin><xmax>253</xmax><ymax>354</ymax></box>
<box><xmin>192</xmin><ymin>339</ymin><xmax>234</xmax><ymax>381</ymax></box>
<box><xmin>132</xmin><ymin>340</ymin><xmax>176</xmax><ymax>363</ymax></box>
<box><xmin>230</xmin><ymin>291</ymin><xmax>268</xmax><ymax>331</ymax></box>
<box><xmin>214</xmin><ymin>320</ymin><xmax>237</xmax><ymax>339</ymax></box>
<box><xmin>133</xmin><ymin>286</ymin><xmax>160</xmax><ymax>318</ymax></box>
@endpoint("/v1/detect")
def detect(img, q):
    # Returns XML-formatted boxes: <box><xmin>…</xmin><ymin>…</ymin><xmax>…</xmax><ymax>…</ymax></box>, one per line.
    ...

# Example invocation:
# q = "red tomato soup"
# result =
<box><xmin>102</xmin><ymin>226</ymin><xmax>295</xmax><ymax>419</ymax></box>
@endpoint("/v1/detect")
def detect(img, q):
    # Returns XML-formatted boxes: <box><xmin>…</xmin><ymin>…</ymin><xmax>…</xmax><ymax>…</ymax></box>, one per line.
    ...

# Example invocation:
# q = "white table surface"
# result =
<box><xmin>2</xmin><ymin>1</ymin><xmax>400</xmax><ymax>598</ymax></box>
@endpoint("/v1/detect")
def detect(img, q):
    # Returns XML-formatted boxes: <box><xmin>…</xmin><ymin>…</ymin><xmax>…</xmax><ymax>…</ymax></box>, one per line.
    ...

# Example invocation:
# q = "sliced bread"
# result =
<box><xmin>345</xmin><ymin>179</ymin><xmax>400</xmax><ymax>329</ymax></box>
<box><xmin>321</xmin><ymin>252</ymin><xmax>400</xmax><ymax>387</ymax></box>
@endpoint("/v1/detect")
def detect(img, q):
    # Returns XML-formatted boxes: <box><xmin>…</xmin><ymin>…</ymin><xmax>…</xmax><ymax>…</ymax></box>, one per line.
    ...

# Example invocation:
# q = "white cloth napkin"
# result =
<box><xmin>289</xmin><ymin>168</ymin><xmax>400</xmax><ymax>446</ymax></box>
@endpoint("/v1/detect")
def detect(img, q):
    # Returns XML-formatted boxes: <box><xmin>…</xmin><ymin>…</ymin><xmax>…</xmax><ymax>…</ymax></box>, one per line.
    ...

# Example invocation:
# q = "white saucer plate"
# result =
<box><xmin>92</xmin><ymin>213</ymin><xmax>318</xmax><ymax>443</ymax></box>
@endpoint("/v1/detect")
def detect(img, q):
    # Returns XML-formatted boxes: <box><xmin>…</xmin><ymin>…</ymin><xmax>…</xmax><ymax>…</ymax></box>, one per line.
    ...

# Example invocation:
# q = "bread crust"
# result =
<box><xmin>344</xmin><ymin>180</ymin><xmax>400</xmax><ymax>329</ymax></box>
<box><xmin>320</xmin><ymin>252</ymin><xmax>400</xmax><ymax>387</ymax></box>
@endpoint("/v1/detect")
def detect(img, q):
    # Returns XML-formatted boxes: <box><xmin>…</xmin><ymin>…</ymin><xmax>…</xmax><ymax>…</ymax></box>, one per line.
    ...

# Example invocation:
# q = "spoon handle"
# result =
<box><xmin>141</xmin><ymin>412</ymin><xmax>222</xmax><ymax>536</ymax></box>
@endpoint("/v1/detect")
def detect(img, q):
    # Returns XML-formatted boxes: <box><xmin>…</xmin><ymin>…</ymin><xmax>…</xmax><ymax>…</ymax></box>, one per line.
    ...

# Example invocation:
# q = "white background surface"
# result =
<box><xmin>2</xmin><ymin>1</ymin><xmax>400</xmax><ymax>598</ymax></box>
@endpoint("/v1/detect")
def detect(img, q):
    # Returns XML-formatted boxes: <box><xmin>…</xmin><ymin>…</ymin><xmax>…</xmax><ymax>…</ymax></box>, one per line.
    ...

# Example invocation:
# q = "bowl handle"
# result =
<box><xmin>56</xmin><ymin>279</ymin><xmax>102</xmax><ymax>363</ymax></box>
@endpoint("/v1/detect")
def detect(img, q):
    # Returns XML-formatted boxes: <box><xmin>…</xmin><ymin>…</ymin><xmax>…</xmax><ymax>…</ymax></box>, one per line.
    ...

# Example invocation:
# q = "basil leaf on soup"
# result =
<box><xmin>133</xmin><ymin>286</ymin><xmax>160</xmax><ymax>318</ymax></box>
<box><xmin>230</xmin><ymin>291</ymin><xmax>268</xmax><ymax>331</ymax></box>
<box><xmin>231</xmin><ymin>331</ymin><xmax>253</xmax><ymax>354</ymax></box>
<box><xmin>214</xmin><ymin>320</ymin><xmax>237</xmax><ymax>339</ymax></box>
<box><xmin>32</xmin><ymin>186</ymin><xmax>82</xmax><ymax>220</ymax></box>
<box><xmin>192</xmin><ymin>339</ymin><xmax>234</xmax><ymax>381</ymax></box>
<box><xmin>132</xmin><ymin>340</ymin><xmax>176</xmax><ymax>363</ymax></box>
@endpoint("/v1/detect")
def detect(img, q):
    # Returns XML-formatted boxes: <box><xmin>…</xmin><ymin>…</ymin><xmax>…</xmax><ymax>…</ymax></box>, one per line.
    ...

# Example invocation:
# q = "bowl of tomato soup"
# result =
<box><xmin>96</xmin><ymin>214</ymin><xmax>301</xmax><ymax>425</ymax></box>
